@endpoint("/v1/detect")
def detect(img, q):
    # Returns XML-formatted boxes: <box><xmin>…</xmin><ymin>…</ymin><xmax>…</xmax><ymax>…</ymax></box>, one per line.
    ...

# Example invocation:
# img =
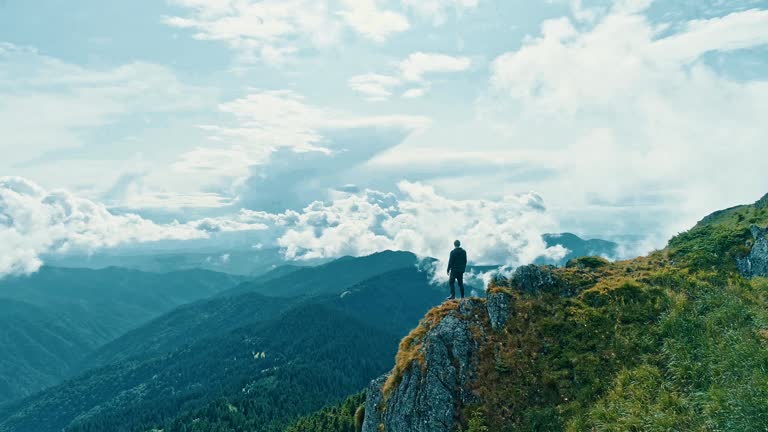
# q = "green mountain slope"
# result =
<box><xmin>80</xmin><ymin>252</ymin><xmax>429</xmax><ymax>371</ymax></box>
<box><xmin>0</xmin><ymin>300</ymin><xmax>97</xmax><ymax>404</ymax></box>
<box><xmin>78</xmin><ymin>292</ymin><xmax>293</xmax><ymax>371</ymax></box>
<box><xmin>0</xmin><ymin>267</ymin><xmax>245</xmax><ymax>343</ymax></box>
<box><xmin>0</xmin><ymin>267</ymin><xmax>243</xmax><ymax>404</ymax></box>
<box><xmin>222</xmin><ymin>250</ymin><xmax>420</xmax><ymax>298</ymax></box>
<box><xmin>295</xmin><ymin>193</ymin><xmax>768</xmax><ymax>432</ymax></box>
<box><xmin>0</xmin><ymin>260</ymin><xmax>445</xmax><ymax>432</ymax></box>
<box><xmin>0</xmin><ymin>304</ymin><xmax>399</xmax><ymax>432</ymax></box>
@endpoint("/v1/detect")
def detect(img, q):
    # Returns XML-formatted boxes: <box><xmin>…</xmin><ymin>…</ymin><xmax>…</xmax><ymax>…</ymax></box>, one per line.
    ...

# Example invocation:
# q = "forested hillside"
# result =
<box><xmin>0</xmin><ymin>299</ymin><xmax>96</xmax><ymax>403</ymax></box>
<box><xmin>0</xmin><ymin>255</ymin><xmax>444</xmax><ymax>432</ymax></box>
<box><xmin>0</xmin><ymin>267</ymin><xmax>243</xmax><ymax>403</ymax></box>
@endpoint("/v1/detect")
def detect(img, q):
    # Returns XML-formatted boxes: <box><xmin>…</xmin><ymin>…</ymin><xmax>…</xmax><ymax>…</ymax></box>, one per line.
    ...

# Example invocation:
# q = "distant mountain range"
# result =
<box><xmin>540</xmin><ymin>232</ymin><xmax>618</xmax><ymax>265</ymax></box>
<box><xmin>43</xmin><ymin>247</ymin><xmax>323</xmax><ymax>277</ymax></box>
<box><xmin>42</xmin><ymin>233</ymin><xmax>621</xmax><ymax>276</ymax></box>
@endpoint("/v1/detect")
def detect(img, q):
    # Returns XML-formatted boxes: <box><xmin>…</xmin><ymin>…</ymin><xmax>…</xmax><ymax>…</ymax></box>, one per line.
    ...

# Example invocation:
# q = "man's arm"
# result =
<box><xmin>447</xmin><ymin>251</ymin><xmax>454</xmax><ymax>274</ymax></box>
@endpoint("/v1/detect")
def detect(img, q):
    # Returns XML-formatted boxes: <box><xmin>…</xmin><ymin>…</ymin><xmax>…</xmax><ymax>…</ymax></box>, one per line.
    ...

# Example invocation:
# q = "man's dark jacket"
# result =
<box><xmin>447</xmin><ymin>247</ymin><xmax>467</xmax><ymax>274</ymax></box>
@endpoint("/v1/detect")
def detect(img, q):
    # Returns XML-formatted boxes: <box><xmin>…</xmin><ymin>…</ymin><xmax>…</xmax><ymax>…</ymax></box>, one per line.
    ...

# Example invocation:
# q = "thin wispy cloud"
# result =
<box><xmin>349</xmin><ymin>52</ymin><xmax>472</xmax><ymax>100</ymax></box>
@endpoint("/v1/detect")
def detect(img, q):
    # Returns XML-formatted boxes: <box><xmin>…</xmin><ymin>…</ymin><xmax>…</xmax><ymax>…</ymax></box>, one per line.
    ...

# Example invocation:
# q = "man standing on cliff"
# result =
<box><xmin>447</xmin><ymin>240</ymin><xmax>467</xmax><ymax>300</ymax></box>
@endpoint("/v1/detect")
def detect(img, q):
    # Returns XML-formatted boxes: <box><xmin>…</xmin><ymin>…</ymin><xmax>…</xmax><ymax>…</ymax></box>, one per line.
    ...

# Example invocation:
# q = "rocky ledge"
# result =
<box><xmin>361</xmin><ymin>263</ymin><xmax>572</xmax><ymax>432</ymax></box>
<box><xmin>362</xmin><ymin>289</ymin><xmax>519</xmax><ymax>432</ymax></box>
<box><xmin>738</xmin><ymin>224</ymin><xmax>768</xmax><ymax>278</ymax></box>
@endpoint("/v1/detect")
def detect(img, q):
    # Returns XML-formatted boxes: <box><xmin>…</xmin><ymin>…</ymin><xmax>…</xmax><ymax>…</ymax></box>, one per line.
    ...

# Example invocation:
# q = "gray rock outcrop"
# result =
<box><xmin>361</xmin><ymin>301</ymin><xmax>488</xmax><ymax>432</ymax></box>
<box><xmin>486</xmin><ymin>290</ymin><xmax>512</xmax><ymax>331</ymax></box>
<box><xmin>510</xmin><ymin>263</ymin><xmax>590</xmax><ymax>297</ymax></box>
<box><xmin>361</xmin><ymin>375</ymin><xmax>387</xmax><ymax>432</ymax></box>
<box><xmin>510</xmin><ymin>264</ymin><xmax>567</xmax><ymax>295</ymax></box>
<box><xmin>738</xmin><ymin>224</ymin><xmax>768</xmax><ymax>278</ymax></box>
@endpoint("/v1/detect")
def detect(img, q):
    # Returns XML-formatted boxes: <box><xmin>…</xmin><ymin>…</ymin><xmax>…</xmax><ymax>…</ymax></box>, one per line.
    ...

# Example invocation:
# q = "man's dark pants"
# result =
<box><xmin>449</xmin><ymin>270</ymin><xmax>465</xmax><ymax>298</ymax></box>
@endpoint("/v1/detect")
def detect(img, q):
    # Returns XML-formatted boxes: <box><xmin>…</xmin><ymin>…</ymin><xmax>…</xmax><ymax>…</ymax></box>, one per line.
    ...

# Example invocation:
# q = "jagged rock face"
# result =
<box><xmin>362</xmin><ymin>301</ymin><xmax>487</xmax><ymax>432</ymax></box>
<box><xmin>362</xmin><ymin>375</ymin><xmax>387</xmax><ymax>432</ymax></box>
<box><xmin>738</xmin><ymin>224</ymin><xmax>768</xmax><ymax>278</ymax></box>
<box><xmin>486</xmin><ymin>290</ymin><xmax>512</xmax><ymax>331</ymax></box>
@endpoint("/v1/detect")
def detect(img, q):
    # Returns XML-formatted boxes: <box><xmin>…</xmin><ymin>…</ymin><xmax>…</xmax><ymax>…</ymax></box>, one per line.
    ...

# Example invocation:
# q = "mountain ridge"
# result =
<box><xmin>357</xmin><ymin>193</ymin><xmax>768</xmax><ymax>431</ymax></box>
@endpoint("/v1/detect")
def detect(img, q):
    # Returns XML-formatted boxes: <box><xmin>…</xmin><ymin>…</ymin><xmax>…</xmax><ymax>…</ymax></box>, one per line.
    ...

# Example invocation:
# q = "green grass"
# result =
<box><xmin>461</xmin><ymin>194</ymin><xmax>768</xmax><ymax>431</ymax></box>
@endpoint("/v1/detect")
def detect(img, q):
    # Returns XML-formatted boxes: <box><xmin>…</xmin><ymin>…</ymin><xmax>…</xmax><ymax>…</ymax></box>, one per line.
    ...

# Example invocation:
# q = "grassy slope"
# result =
<box><xmin>473</xmin><ymin>193</ymin><xmax>768</xmax><ymax>431</ymax></box>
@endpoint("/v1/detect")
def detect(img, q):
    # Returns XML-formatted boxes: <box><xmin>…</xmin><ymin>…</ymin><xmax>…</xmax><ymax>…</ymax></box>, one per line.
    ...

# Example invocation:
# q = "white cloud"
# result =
<box><xmin>402</xmin><ymin>0</ymin><xmax>479</xmax><ymax>25</ymax></box>
<box><xmin>402</xmin><ymin>86</ymin><xmax>430</xmax><ymax>98</ymax></box>
<box><xmin>0</xmin><ymin>174</ymin><xmax>563</xmax><ymax>278</ymax></box>
<box><xmin>165</xmin><ymin>0</ymin><xmax>408</xmax><ymax>64</ymax></box>
<box><xmin>275</xmin><ymin>181</ymin><xmax>563</xmax><ymax>268</ymax></box>
<box><xmin>0</xmin><ymin>42</ymin><xmax>220</xmax><ymax>213</ymax></box>
<box><xmin>171</xmin><ymin>90</ymin><xmax>430</xmax><ymax>211</ymax></box>
<box><xmin>653</xmin><ymin>9</ymin><xmax>768</xmax><ymax>63</ymax></box>
<box><xmin>164</xmin><ymin>0</ymin><xmax>344</xmax><ymax>64</ymax></box>
<box><xmin>399</xmin><ymin>52</ymin><xmax>472</xmax><ymax>81</ymax></box>
<box><xmin>0</xmin><ymin>177</ymin><xmax>202</xmax><ymax>276</ymax></box>
<box><xmin>0</xmin><ymin>177</ymin><xmax>275</xmax><ymax>277</ymax></box>
<box><xmin>338</xmin><ymin>0</ymin><xmax>410</xmax><ymax>42</ymax></box>
<box><xmin>116</xmin><ymin>192</ymin><xmax>235</xmax><ymax>210</ymax></box>
<box><xmin>348</xmin><ymin>73</ymin><xmax>402</xmax><ymax>101</ymax></box>
<box><xmin>349</xmin><ymin>52</ymin><xmax>470</xmax><ymax>100</ymax></box>
<box><xmin>483</xmin><ymin>5</ymin><xmax>768</xmax><ymax>245</ymax></box>
<box><xmin>0</xmin><ymin>43</ymin><xmax>213</xmax><ymax>164</ymax></box>
<box><xmin>175</xmin><ymin>90</ymin><xmax>429</xmax><ymax>180</ymax></box>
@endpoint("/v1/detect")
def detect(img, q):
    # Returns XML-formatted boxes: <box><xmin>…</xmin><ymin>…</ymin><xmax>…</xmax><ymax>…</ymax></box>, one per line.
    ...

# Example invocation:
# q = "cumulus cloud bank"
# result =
<box><xmin>1</xmin><ymin>177</ymin><xmax>565</xmax><ymax>279</ymax></box>
<box><xmin>0</xmin><ymin>177</ymin><xmax>267</xmax><ymax>276</ymax></box>
<box><xmin>275</xmin><ymin>181</ymin><xmax>565</xmax><ymax>267</ymax></box>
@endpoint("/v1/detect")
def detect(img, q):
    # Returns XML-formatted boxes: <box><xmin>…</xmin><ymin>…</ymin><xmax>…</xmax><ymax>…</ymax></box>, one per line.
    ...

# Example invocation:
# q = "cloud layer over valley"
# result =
<box><xmin>0</xmin><ymin>177</ymin><xmax>564</xmax><ymax>278</ymax></box>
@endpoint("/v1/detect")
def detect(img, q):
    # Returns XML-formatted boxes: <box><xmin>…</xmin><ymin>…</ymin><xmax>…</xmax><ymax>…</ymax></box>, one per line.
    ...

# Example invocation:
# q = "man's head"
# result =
<box><xmin>454</xmin><ymin>239</ymin><xmax>461</xmax><ymax>247</ymax></box>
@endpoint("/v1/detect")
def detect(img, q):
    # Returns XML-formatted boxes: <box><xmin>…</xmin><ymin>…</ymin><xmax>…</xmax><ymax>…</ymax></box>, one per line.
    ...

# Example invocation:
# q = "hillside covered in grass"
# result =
<box><xmin>301</xmin><ymin>193</ymin><xmax>768</xmax><ymax>432</ymax></box>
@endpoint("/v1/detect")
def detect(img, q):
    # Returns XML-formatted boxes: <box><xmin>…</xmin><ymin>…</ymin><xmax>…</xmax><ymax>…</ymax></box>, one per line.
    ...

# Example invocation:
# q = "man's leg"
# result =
<box><xmin>448</xmin><ymin>272</ymin><xmax>456</xmax><ymax>299</ymax></box>
<box><xmin>457</xmin><ymin>272</ymin><xmax>465</xmax><ymax>298</ymax></box>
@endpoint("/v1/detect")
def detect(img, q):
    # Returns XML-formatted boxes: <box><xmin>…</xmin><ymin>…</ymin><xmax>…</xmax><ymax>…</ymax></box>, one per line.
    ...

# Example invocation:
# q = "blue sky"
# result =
<box><xmin>1</xmin><ymin>0</ymin><xmax>768</xmax><ymax>275</ymax></box>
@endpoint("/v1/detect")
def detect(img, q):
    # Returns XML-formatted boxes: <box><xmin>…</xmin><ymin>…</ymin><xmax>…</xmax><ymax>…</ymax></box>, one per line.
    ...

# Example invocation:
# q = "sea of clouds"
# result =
<box><xmin>0</xmin><ymin>176</ymin><xmax>567</xmax><ymax>279</ymax></box>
